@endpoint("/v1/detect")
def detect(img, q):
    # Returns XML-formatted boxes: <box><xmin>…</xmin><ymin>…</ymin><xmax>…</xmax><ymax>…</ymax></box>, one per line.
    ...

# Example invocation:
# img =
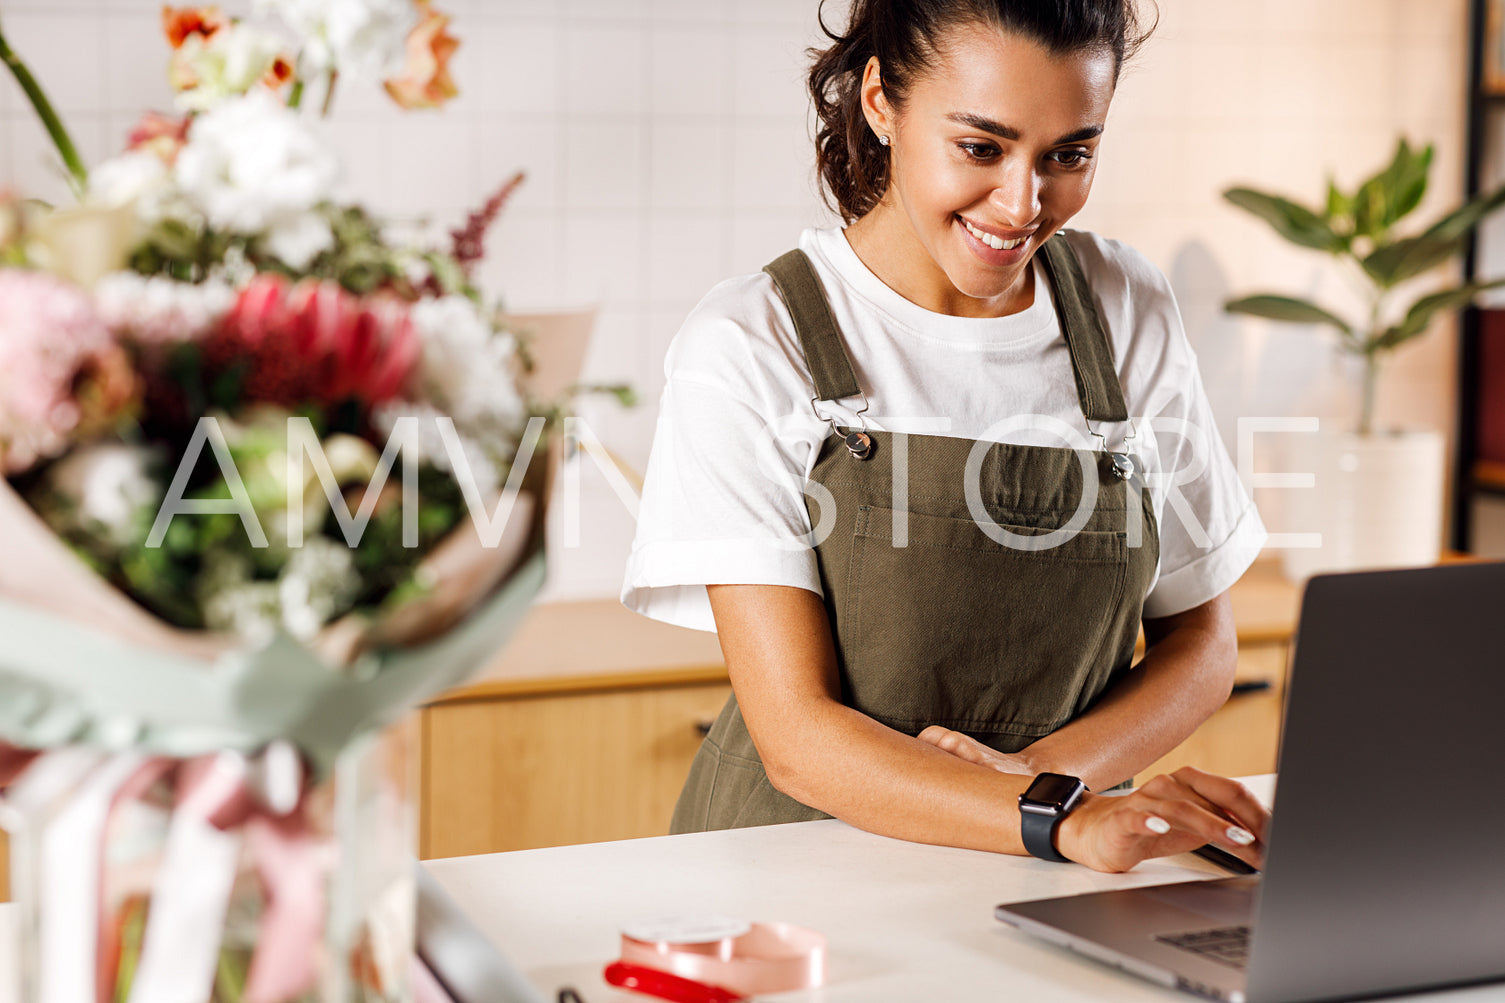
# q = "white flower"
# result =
<box><xmin>410</xmin><ymin>295</ymin><xmax>526</xmax><ymax>431</ymax></box>
<box><xmin>256</xmin><ymin>0</ymin><xmax>418</xmax><ymax>81</ymax></box>
<box><xmin>95</xmin><ymin>273</ymin><xmax>235</xmax><ymax>346</ymax></box>
<box><xmin>87</xmin><ymin>152</ymin><xmax>198</xmax><ymax>237</ymax></box>
<box><xmin>371</xmin><ymin>400</ymin><xmax>502</xmax><ymax>496</ymax></box>
<box><xmin>45</xmin><ymin>443</ymin><xmax>162</xmax><ymax>548</ymax></box>
<box><xmin>87</xmin><ymin>152</ymin><xmax>171</xmax><ymax>213</ymax></box>
<box><xmin>199</xmin><ymin>553</ymin><xmax>282</xmax><ymax>645</ymax></box>
<box><xmin>198</xmin><ymin>536</ymin><xmax>359</xmax><ymax>642</ymax></box>
<box><xmin>173</xmin><ymin>91</ymin><xmax>340</xmax><ymax>260</ymax></box>
<box><xmin>278</xmin><ymin>536</ymin><xmax>361</xmax><ymax>640</ymax></box>
<box><xmin>172</xmin><ymin>22</ymin><xmax>290</xmax><ymax>113</ymax></box>
<box><xmin>263</xmin><ymin>212</ymin><xmax>334</xmax><ymax>270</ymax></box>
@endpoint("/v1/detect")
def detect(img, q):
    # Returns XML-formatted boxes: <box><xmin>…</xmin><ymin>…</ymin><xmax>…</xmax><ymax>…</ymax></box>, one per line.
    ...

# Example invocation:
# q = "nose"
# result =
<box><xmin>987</xmin><ymin>161</ymin><xmax>1042</xmax><ymax>227</ymax></box>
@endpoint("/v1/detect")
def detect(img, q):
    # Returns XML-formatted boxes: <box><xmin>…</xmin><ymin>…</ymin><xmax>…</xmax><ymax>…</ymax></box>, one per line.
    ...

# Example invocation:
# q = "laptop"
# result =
<box><xmin>994</xmin><ymin>561</ymin><xmax>1505</xmax><ymax>1003</ymax></box>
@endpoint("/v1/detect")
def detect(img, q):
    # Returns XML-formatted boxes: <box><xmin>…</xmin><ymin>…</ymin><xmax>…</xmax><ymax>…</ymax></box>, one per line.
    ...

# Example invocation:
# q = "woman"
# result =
<box><xmin>623</xmin><ymin>0</ymin><xmax>1270</xmax><ymax>874</ymax></box>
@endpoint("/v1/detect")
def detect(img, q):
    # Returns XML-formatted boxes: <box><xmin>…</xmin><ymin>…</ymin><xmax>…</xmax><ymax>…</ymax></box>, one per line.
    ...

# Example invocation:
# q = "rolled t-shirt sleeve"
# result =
<box><xmin>1077</xmin><ymin>231</ymin><xmax>1268</xmax><ymax>620</ymax></box>
<box><xmin>1139</xmin><ymin>352</ymin><xmax>1268</xmax><ymax>620</ymax></box>
<box><xmin>622</xmin><ymin>372</ymin><xmax>824</xmax><ymax>633</ymax></box>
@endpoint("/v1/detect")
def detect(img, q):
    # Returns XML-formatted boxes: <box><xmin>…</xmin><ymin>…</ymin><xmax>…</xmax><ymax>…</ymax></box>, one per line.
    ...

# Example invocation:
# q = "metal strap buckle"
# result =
<box><xmin>811</xmin><ymin>392</ymin><xmax>873</xmax><ymax>460</ymax></box>
<box><xmin>1088</xmin><ymin>419</ymin><xmax>1138</xmax><ymax>480</ymax></box>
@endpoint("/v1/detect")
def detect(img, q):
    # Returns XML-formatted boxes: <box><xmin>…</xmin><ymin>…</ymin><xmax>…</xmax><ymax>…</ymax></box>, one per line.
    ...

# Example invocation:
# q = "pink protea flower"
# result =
<box><xmin>0</xmin><ymin>270</ymin><xmax>135</xmax><ymax>474</ymax></box>
<box><xmin>210</xmin><ymin>274</ymin><xmax>420</xmax><ymax>409</ymax></box>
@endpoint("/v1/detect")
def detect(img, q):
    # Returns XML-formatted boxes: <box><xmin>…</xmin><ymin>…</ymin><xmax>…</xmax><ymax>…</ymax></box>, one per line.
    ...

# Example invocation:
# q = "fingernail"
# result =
<box><xmin>1145</xmin><ymin>815</ymin><xmax>1171</xmax><ymax>835</ymax></box>
<box><xmin>1226</xmin><ymin>826</ymin><xmax>1255</xmax><ymax>846</ymax></box>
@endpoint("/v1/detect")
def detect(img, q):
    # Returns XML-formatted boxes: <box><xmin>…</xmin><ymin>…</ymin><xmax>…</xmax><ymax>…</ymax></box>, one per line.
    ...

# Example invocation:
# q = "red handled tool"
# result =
<box><xmin>603</xmin><ymin>962</ymin><xmax>748</xmax><ymax>1003</ymax></box>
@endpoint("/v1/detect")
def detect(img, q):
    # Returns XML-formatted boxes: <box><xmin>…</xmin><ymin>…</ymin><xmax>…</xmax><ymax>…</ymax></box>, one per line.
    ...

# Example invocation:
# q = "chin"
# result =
<box><xmin>947</xmin><ymin>264</ymin><xmax>1023</xmax><ymax>303</ymax></box>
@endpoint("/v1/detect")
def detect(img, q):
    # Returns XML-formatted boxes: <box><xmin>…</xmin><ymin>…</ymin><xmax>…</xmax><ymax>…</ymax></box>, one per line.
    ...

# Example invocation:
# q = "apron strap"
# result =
<box><xmin>764</xmin><ymin>237</ymin><xmax>1130</xmax><ymax>423</ymax></box>
<box><xmin>763</xmin><ymin>250</ymin><xmax>862</xmax><ymax>402</ymax></box>
<box><xmin>1037</xmin><ymin>234</ymin><xmax>1130</xmax><ymax>423</ymax></box>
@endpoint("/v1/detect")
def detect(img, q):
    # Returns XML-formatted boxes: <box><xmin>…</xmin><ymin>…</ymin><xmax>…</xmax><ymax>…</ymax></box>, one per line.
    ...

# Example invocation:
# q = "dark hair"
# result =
<box><xmin>809</xmin><ymin>0</ymin><xmax>1157</xmax><ymax>222</ymax></box>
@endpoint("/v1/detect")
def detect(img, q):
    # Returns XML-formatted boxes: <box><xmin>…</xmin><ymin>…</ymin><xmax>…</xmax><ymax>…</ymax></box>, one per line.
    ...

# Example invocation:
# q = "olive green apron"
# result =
<box><xmin>670</xmin><ymin>235</ymin><xmax>1160</xmax><ymax>833</ymax></box>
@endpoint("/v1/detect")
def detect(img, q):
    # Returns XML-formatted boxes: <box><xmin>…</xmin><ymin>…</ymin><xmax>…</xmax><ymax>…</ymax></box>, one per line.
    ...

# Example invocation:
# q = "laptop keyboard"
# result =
<box><xmin>1155</xmin><ymin>925</ymin><xmax>1251</xmax><ymax>970</ymax></box>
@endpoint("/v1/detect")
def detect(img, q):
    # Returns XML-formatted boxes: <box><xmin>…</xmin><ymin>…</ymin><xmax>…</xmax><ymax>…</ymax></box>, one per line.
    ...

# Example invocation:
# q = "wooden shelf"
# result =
<box><xmin>1476</xmin><ymin>459</ymin><xmax>1505</xmax><ymax>492</ymax></box>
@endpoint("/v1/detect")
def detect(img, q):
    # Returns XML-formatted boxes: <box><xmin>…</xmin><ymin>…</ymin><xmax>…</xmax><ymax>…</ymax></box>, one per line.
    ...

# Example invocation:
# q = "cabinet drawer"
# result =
<box><xmin>421</xmin><ymin>681</ymin><xmax>733</xmax><ymax>858</ymax></box>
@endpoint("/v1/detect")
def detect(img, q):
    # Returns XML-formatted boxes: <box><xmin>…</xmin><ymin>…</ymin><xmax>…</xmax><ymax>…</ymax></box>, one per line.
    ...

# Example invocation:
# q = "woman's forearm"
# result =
<box><xmin>764</xmin><ymin>696</ymin><xmax>1039</xmax><ymax>852</ymax></box>
<box><xmin>711</xmin><ymin>584</ymin><xmax>1036</xmax><ymax>851</ymax></box>
<box><xmin>710</xmin><ymin>584</ymin><xmax>1262</xmax><ymax>870</ymax></box>
<box><xmin>1016</xmin><ymin>593</ymin><xmax>1238</xmax><ymax>793</ymax></box>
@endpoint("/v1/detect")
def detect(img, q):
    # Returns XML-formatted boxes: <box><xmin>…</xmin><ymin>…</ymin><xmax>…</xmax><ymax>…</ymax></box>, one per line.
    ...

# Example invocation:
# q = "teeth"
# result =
<box><xmin>963</xmin><ymin>219</ymin><xmax>1026</xmax><ymax>251</ymax></box>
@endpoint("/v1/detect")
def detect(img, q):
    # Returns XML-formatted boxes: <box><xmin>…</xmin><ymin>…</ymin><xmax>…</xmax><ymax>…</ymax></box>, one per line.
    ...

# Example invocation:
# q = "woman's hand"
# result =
<box><xmin>917</xmin><ymin>726</ymin><xmax>1036</xmax><ymax>776</ymax></box>
<box><xmin>1054</xmin><ymin>767</ymin><xmax>1270</xmax><ymax>874</ymax></box>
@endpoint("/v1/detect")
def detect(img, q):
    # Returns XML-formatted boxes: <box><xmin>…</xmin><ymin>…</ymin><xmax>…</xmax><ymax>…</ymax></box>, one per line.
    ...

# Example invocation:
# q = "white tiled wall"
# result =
<box><xmin>0</xmin><ymin>0</ymin><xmax>1471</xmax><ymax>598</ymax></box>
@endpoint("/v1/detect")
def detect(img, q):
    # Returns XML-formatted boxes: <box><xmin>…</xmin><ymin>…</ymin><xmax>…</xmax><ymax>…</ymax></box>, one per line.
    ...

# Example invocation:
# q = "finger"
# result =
<box><xmin>1169</xmin><ymin>767</ymin><xmax>1272</xmax><ymax>843</ymax></box>
<box><xmin>916</xmin><ymin>725</ymin><xmax>952</xmax><ymax>748</ymax></box>
<box><xmin>916</xmin><ymin>727</ymin><xmax>995</xmax><ymax>766</ymax></box>
<box><xmin>1086</xmin><ymin>804</ymin><xmax>1204</xmax><ymax>872</ymax></box>
<box><xmin>1138</xmin><ymin>796</ymin><xmax>1264</xmax><ymax>866</ymax></box>
<box><xmin>1139</xmin><ymin>771</ymin><xmax>1268</xmax><ymax>845</ymax></box>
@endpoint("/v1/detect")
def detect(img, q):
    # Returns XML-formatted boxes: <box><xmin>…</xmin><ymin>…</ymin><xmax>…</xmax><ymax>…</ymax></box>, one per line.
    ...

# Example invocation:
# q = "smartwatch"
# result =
<box><xmin>1018</xmin><ymin>772</ymin><xmax>1087</xmax><ymax>863</ymax></box>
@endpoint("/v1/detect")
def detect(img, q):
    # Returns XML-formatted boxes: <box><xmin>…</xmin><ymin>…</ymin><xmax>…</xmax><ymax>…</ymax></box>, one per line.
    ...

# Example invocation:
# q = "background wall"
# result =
<box><xmin>0</xmin><ymin>0</ymin><xmax>1471</xmax><ymax>598</ymax></box>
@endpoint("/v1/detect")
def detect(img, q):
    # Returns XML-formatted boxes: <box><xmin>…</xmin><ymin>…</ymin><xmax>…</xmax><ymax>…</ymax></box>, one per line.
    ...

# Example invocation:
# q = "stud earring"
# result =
<box><xmin>878</xmin><ymin>135</ymin><xmax>891</xmax><ymax>147</ymax></box>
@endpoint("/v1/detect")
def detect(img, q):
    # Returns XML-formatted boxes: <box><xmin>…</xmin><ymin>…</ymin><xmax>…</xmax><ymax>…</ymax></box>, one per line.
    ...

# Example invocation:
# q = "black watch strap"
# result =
<box><xmin>1019</xmin><ymin>807</ymin><xmax>1072</xmax><ymax>863</ymax></box>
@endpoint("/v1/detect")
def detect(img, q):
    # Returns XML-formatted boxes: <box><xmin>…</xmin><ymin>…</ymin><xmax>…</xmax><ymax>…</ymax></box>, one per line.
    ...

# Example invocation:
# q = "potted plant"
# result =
<box><xmin>1223</xmin><ymin>137</ymin><xmax>1505</xmax><ymax>577</ymax></box>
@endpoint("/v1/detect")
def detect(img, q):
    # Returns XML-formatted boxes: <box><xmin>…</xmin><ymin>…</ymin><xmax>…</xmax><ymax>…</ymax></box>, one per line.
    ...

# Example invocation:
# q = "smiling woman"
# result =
<box><xmin>620</xmin><ymin>0</ymin><xmax>1272</xmax><ymax>875</ymax></box>
<box><xmin>840</xmin><ymin>20</ymin><xmax>1116</xmax><ymax>317</ymax></box>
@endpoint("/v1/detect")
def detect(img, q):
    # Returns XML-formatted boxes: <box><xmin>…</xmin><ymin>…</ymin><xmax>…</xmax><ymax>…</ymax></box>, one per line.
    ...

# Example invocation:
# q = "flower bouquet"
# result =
<box><xmin>0</xmin><ymin>5</ymin><xmax>557</xmax><ymax>1001</ymax></box>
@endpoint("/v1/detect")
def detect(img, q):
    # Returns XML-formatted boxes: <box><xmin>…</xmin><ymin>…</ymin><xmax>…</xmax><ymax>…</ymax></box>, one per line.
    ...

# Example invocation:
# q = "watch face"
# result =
<box><xmin>1022</xmin><ymin>773</ymin><xmax>1084</xmax><ymax>811</ymax></box>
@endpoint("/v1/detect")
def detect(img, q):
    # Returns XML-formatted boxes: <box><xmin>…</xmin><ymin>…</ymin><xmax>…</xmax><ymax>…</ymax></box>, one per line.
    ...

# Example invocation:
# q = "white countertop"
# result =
<box><xmin>5</xmin><ymin>776</ymin><xmax>1504</xmax><ymax>1002</ymax></box>
<box><xmin>423</xmin><ymin>775</ymin><xmax>1505</xmax><ymax>1003</ymax></box>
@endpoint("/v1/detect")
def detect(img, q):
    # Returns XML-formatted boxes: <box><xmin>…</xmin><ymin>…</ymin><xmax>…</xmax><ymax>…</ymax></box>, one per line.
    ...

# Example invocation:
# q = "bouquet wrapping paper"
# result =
<box><xmin>0</xmin><ymin>469</ymin><xmax>547</xmax><ymax>1003</ymax></box>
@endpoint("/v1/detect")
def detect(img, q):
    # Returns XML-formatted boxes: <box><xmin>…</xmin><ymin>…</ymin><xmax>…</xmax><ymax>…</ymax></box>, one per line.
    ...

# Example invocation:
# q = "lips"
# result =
<box><xmin>956</xmin><ymin>215</ymin><xmax>1034</xmax><ymax>266</ymax></box>
<box><xmin>958</xmin><ymin>216</ymin><xmax>1035</xmax><ymax>250</ymax></box>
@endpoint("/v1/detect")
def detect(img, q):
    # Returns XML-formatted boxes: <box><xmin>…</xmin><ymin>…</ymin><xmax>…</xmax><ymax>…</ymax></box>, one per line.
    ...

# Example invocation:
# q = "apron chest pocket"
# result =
<box><xmin>839</xmin><ymin>505</ymin><xmax>1130</xmax><ymax>748</ymax></box>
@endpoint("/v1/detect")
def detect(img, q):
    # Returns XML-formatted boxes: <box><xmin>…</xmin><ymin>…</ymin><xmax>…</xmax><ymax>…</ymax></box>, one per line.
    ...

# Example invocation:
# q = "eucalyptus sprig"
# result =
<box><xmin>1223</xmin><ymin>138</ymin><xmax>1505</xmax><ymax>435</ymax></box>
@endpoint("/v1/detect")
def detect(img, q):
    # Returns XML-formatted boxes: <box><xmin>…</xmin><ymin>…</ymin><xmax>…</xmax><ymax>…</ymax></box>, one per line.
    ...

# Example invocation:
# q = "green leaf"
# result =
<box><xmin>423</xmin><ymin>251</ymin><xmax>469</xmax><ymax>296</ymax></box>
<box><xmin>1351</xmin><ymin>174</ymin><xmax>1388</xmax><ymax>240</ymax></box>
<box><xmin>1373</xmin><ymin>276</ymin><xmax>1505</xmax><ymax>351</ymax></box>
<box><xmin>1387</xmin><ymin>141</ymin><xmax>1433</xmax><ymax>226</ymax></box>
<box><xmin>1351</xmin><ymin>139</ymin><xmax>1433</xmax><ymax>240</ymax></box>
<box><xmin>1360</xmin><ymin>233</ymin><xmax>1465</xmax><ymax>288</ymax></box>
<box><xmin>1223</xmin><ymin>187</ymin><xmax>1346</xmax><ymax>253</ymax></box>
<box><xmin>1418</xmin><ymin>180</ymin><xmax>1505</xmax><ymax>242</ymax></box>
<box><xmin>1325</xmin><ymin>177</ymin><xmax>1351</xmax><ymax>222</ymax></box>
<box><xmin>1224</xmin><ymin>294</ymin><xmax>1355</xmax><ymax>340</ymax></box>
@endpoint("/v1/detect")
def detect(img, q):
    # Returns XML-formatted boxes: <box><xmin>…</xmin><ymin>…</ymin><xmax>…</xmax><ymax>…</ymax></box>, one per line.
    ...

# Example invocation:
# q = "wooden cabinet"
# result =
<box><xmin>418</xmin><ymin>598</ymin><xmax>730</xmax><ymax>858</ymax></box>
<box><xmin>419</xmin><ymin>561</ymin><xmax>1301</xmax><ymax>858</ymax></box>
<box><xmin>422</xmin><ymin>678</ymin><xmax>730</xmax><ymax>857</ymax></box>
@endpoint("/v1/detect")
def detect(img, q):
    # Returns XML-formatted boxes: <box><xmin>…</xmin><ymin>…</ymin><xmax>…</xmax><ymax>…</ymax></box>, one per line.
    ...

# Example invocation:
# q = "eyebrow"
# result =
<box><xmin>944</xmin><ymin>112</ymin><xmax>1103</xmax><ymax>145</ymax></box>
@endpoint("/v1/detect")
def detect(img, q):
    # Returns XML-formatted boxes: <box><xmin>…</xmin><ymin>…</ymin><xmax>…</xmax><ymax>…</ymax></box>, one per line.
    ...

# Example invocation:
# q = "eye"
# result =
<box><xmin>957</xmin><ymin>141</ymin><xmax>1000</xmax><ymax>162</ymax></box>
<box><xmin>1049</xmin><ymin>149</ymin><xmax>1093</xmax><ymax>169</ymax></box>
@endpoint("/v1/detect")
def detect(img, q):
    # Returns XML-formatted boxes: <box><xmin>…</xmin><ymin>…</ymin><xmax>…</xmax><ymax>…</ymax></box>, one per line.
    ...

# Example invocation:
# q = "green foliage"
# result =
<box><xmin>1222</xmin><ymin>136</ymin><xmax>1505</xmax><ymax>433</ymax></box>
<box><xmin>1222</xmin><ymin>188</ymin><xmax>1345</xmax><ymax>253</ymax></box>
<box><xmin>1224</xmin><ymin>295</ymin><xmax>1355</xmax><ymax>344</ymax></box>
<box><xmin>126</xmin><ymin>203</ymin><xmax>472</xmax><ymax>299</ymax></box>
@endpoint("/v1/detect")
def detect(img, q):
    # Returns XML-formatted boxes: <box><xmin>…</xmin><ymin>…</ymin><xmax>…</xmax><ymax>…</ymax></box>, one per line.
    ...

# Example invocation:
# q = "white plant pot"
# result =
<box><xmin>1281</xmin><ymin>428</ymin><xmax>1447</xmax><ymax>581</ymax></box>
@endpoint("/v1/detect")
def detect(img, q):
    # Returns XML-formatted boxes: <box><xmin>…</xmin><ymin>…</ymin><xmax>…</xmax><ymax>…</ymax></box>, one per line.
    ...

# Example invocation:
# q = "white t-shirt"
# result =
<box><xmin>622</xmin><ymin>226</ymin><xmax>1266</xmax><ymax>632</ymax></box>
